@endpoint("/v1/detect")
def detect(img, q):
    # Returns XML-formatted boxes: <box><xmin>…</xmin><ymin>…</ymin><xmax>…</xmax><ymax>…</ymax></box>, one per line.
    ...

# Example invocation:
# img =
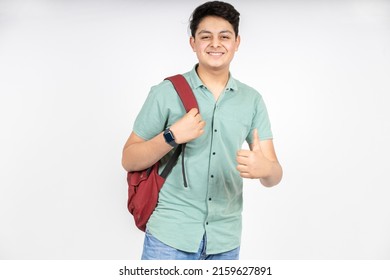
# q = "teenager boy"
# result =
<box><xmin>122</xmin><ymin>1</ymin><xmax>282</xmax><ymax>260</ymax></box>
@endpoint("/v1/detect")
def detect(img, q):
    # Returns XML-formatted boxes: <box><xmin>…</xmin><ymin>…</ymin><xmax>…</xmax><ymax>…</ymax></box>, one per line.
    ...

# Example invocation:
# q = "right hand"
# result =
<box><xmin>170</xmin><ymin>108</ymin><xmax>205</xmax><ymax>144</ymax></box>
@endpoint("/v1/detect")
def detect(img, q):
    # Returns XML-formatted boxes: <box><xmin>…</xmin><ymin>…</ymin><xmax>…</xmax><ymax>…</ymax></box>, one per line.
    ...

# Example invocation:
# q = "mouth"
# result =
<box><xmin>207</xmin><ymin>51</ymin><xmax>224</xmax><ymax>56</ymax></box>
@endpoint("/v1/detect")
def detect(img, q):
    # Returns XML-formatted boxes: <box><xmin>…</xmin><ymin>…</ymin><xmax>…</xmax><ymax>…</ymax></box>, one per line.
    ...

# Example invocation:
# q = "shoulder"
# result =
<box><xmin>232</xmin><ymin>77</ymin><xmax>264</xmax><ymax>102</ymax></box>
<box><xmin>150</xmin><ymin>70</ymin><xmax>193</xmax><ymax>95</ymax></box>
<box><xmin>146</xmin><ymin>78</ymin><xmax>179</xmax><ymax>104</ymax></box>
<box><xmin>150</xmin><ymin>79</ymin><xmax>176</xmax><ymax>95</ymax></box>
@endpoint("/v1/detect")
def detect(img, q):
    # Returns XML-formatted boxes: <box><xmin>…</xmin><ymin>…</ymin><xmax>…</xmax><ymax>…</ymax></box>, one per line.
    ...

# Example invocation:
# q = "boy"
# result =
<box><xmin>122</xmin><ymin>1</ymin><xmax>282</xmax><ymax>260</ymax></box>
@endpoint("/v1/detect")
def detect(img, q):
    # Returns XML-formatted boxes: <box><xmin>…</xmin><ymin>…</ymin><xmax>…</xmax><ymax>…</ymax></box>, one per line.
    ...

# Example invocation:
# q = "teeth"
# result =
<box><xmin>209</xmin><ymin>52</ymin><xmax>223</xmax><ymax>56</ymax></box>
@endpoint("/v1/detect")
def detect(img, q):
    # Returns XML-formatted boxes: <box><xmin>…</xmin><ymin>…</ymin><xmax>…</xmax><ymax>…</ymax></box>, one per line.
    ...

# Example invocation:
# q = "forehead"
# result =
<box><xmin>196</xmin><ymin>16</ymin><xmax>234</xmax><ymax>34</ymax></box>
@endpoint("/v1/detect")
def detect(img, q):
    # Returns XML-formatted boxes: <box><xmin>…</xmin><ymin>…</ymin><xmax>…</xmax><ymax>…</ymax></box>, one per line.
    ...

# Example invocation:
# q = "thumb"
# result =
<box><xmin>188</xmin><ymin>107</ymin><xmax>199</xmax><ymax>116</ymax></box>
<box><xmin>251</xmin><ymin>128</ymin><xmax>261</xmax><ymax>151</ymax></box>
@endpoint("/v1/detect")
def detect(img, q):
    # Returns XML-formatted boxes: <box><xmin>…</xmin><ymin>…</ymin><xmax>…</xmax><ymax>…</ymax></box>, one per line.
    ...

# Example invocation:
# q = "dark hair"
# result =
<box><xmin>189</xmin><ymin>1</ymin><xmax>240</xmax><ymax>38</ymax></box>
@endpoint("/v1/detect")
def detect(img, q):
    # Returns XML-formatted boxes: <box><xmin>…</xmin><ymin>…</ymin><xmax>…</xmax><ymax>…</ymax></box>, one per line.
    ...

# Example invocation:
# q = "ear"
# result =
<box><xmin>189</xmin><ymin>36</ymin><xmax>196</xmax><ymax>52</ymax></box>
<box><xmin>235</xmin><ymin>35</ymin><xmax>241</xmax><ymax>52</ymax></box>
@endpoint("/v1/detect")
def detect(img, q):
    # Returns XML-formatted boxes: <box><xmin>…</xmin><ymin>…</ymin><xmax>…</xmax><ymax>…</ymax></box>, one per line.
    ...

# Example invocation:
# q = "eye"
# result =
<box><xmin>201</xmin><ymin>36</ymin><xmax>211</xmax><ymax>40</ymax></box>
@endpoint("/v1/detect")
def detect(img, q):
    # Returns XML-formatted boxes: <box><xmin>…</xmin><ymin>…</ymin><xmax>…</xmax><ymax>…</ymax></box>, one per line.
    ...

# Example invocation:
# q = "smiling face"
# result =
<box><xmin>190</xmin><ymin>16</ymin><xmax>240</xmax><ymax>73</ymax></box>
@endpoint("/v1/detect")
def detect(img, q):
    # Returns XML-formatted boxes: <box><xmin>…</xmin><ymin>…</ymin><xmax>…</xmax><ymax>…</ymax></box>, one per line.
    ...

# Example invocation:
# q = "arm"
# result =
<box><xmin>236</xmin><ymin>129</ymin><xmax>283</xmax><ymax>187</ymax></box>
<box><xmin>122</xmin><ymin>108</ymin><xmax>205</xmax><ymax>172</ymax></box>
<box><xmin>121</xmin><ymin>131</ymin><xmax>172</xmax><ymax>172</ymax></box>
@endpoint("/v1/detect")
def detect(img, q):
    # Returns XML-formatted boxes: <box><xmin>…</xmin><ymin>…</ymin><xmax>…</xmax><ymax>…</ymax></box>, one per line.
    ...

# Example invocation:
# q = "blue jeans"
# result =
<box><xmin>141</xmin><ymin>229</ymin><xmax>240</xmax><ymax>260</ymax></box>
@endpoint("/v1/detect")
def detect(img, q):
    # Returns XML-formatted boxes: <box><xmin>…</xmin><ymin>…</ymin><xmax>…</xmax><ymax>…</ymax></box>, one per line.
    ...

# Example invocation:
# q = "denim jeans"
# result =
<box><xmin>141</xmin><ymin>229</ymin><xmax>240</xmax><ymax>260</ymax></box>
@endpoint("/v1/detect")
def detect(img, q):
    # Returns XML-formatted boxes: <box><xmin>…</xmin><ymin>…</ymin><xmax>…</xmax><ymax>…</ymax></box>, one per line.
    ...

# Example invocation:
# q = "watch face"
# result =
<box><xmin>164</xmin><ymin>130</ymin><xmax>174</xmax><ymax>142</ymax></box>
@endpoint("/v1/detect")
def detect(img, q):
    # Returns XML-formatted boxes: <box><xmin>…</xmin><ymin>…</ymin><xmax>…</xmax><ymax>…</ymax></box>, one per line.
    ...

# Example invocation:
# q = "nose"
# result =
<box><xmin>211</xmin><ymin>37</ymin><xmax>220</xmax><ymax>48</ymax></box>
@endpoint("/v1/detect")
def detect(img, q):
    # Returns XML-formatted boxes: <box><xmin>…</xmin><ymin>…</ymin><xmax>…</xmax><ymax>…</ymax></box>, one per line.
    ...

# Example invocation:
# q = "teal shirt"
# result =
<box><xmin>133</xmin><ymin>65</ymin><xmax>273</xmax><ymax>254</ymax></box>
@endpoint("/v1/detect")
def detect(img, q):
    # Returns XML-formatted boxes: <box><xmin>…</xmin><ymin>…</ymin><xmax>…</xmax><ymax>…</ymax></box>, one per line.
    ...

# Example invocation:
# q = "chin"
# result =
<box><xmin>204</xmin><ymin>62</ymin><xmax>228</xmax><ymax>71</ymax></box>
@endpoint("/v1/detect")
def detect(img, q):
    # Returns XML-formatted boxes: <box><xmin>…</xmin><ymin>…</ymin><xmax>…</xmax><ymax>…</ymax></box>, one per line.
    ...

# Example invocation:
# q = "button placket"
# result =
<box><xmin>206</xmin><ymin>103</ymin><xmax>219</xmax><ymax>229</ymax></box>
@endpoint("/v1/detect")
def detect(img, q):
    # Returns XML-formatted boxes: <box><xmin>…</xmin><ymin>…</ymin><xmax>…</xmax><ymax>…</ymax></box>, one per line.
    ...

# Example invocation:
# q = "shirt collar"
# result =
<box><xmin>188</xmin><ymin>64</ymin><xmax>238</xmax><ymax>92</ymax></box>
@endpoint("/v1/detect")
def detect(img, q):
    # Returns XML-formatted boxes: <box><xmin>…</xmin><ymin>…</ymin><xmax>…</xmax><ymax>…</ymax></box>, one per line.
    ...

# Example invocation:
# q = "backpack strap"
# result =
<box><xmin>159</xmin><ymin>75</ymin><xmax>199</xmax><ymax>187</ymax></box>
<box><xmin>159</xmin><ymin>144</ymin><xmax>183</xmax><ymax>179</ymax></box>
<box><xmin>165</xmin><ymin>74</ymin><xmax>199</xmax><ymax>113</ymax></box>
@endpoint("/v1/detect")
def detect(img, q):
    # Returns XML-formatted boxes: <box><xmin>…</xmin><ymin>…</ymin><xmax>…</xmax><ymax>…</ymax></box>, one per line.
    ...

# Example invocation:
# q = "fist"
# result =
<box><xmin>236</xmin><ymin>129</ymin><xmax>271</xmax><ymax>179</ymax></box>
<box><xmin>170</xmin><ymin>108</ymin><xmax>206</xmax><ymax>144</ymax></box>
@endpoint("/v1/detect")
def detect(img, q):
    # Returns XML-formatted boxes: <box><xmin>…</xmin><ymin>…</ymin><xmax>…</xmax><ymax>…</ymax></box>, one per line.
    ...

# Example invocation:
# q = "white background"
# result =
<box><xmin>0</xmin><ymin>0</ymin><xmax>389</xmax><ymax>260</ymax></box>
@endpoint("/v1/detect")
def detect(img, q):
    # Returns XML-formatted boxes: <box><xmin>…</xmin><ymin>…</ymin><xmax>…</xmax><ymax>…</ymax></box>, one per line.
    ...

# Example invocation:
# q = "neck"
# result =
<box><xmin>196</xmin><ymin>64</ymin><xmax>230</xmax><ymax>100</ymax></box>
<box><xmin>196</xmin><ymin>64</ymin><xmax>230</xmax><ymax>89</ymax></box>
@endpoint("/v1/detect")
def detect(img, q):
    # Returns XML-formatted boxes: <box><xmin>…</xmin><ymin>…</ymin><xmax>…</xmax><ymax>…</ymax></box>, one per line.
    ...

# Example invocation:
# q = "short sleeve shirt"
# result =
<box><xmin>133</xmin><ymin>65</ymin><xmax>273</xmax><ymax>254</ymax></box>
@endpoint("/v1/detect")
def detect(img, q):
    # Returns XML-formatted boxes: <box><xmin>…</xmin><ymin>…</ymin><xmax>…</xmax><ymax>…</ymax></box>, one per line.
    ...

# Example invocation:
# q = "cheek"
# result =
<box><xmin>227</xmin><ymin>43</ymin><xmax>238</xmax><ymax>52</ymax></box>
<box><xmin>194</xmin><ymin>43</ymin><xmax>208</xmax><ymax>54</ymax></box>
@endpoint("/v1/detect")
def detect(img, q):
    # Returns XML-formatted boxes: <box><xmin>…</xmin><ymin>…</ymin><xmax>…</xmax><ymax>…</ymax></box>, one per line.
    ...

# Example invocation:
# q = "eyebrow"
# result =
<box><xmin>197</xmin><ymin>30</ymin><xmax>234</xmax><ymax>35</ymax></box>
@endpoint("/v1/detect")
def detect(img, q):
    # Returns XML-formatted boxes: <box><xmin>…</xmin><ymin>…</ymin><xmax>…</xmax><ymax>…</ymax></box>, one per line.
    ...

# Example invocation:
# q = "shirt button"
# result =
<box><xmin>212</xmin><ymin>152</ymin><xmax>216</xmax><ymax>155</ymax></box>
<box><xmin>208</xmin><ymin>197</ymin><xmax>212</xmax><ymax>201</ymax></box>
<box><xmin>210</xmin><ymin>175</ymin><xmax>214</xmax><ymax>178</ymax></box>
<box><xmin>214</xmin><ymin>129</ymin><xmax>217</xmax><ymax>132</ymax></box>
<box><xmin>206</xmin><ymin>222</ymin><xmax>209</xmax><ymax>225</ymax></box>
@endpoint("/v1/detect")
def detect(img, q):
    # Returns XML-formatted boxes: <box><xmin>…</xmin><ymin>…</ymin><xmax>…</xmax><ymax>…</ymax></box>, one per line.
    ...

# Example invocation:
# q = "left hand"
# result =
<box><xmin>236</xmin><ymin>129</ymin><xmax>272</xmax><ymax>179</ymax></box>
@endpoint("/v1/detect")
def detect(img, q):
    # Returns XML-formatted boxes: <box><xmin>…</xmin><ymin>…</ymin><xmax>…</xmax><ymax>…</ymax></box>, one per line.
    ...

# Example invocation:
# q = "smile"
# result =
<box><xmin>207</xmin><ymin>52</ymin><xmax>224</xmax><ymax>56</ymax></box>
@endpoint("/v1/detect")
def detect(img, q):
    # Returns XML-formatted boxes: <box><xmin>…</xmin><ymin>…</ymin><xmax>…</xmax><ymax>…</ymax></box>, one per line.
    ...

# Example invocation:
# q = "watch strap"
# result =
<box><xmin>164</xmin><ymin>128</ymin><xmax>178</xmax><ymax>148</ymax></box>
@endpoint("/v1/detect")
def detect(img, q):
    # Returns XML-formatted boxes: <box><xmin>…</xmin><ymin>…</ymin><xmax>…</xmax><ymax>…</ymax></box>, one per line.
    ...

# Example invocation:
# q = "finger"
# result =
<box><xmin>251</xmin><ymin>128</ymin><xmax>261</xmax><ymax>151</ymax></box>
<box><xmin>236</xmin><ymin>150</ymin><xmax>251</xmax><ymax>157</ymax></box>
<box><xmin>236</xmin><ymin>154</ymin><xmax>249</xmax><ymax>165</ymax></box>
<box><xmin>236</xmin><ymin>157</ymin><xmax>246</xmax><ymax>165</ymax></box>
<box><xmin>194</xmin><ymin>113</ymin><xmax>203</xmax><ymax>122</ymax></box>
<box><xmin>236</xmin><ymin>164</ymin><xmax>248</xmax><ymax>172</ymax></box>
<box><xmin>237</xmin><ymin>164</ymin><xmax>250</xmax><ymax>176</ymax></box>
<box><xmin>188</xmin><ymin>107</ymin><xmax>199</xmax><ymax>116</ymax></box>
<box><xmin>239</xmin><ymin>172</ymin><xmax>253</xmax><ymax>179</ymax></box>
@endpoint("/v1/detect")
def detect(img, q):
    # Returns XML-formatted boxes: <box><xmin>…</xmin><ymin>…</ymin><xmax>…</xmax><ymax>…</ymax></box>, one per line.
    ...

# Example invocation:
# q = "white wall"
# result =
<box><xmin>0</xmin><ymin>0</ymin><xmax>389</xmax><ymax>259</ymax></box>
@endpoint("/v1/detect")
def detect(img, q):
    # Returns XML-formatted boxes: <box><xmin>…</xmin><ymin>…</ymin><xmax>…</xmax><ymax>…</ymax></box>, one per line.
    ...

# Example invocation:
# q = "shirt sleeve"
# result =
<box><xmin>246</xmin><ymin>95</ymin><xmax>273</xmax><ymax>144</ymax></box>
<box><xmin>133</xmin><ymin>85</ymin><xmax>167</xmax><ymax>140</ymax></box>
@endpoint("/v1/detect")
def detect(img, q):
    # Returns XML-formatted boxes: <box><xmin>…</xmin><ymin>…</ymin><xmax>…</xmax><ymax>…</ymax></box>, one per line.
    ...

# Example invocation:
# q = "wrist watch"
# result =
<box><xmin>163</xmin><ymin>128</ymin><xmax>178</xmax><ymax>148</ymax></box>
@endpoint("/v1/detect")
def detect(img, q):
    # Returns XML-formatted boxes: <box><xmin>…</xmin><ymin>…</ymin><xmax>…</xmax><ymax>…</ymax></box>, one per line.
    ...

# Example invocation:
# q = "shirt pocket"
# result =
<box><xmin>217</xmin><ymin>107</ymin><xmax>252</xmax><ymax>145</ymax></box>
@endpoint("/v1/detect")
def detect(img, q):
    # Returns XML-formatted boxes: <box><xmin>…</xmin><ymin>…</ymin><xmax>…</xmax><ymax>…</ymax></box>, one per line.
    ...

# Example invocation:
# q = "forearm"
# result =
<box><xmin>122</xmin><ymin>108</ymin><xmax>205</xmax><ymax>172</ymax></box>
<box><xmin>121</xmin><ymin>132</ymin><xmax>173</xmax><ymax>172</ymax></box>
<box><xmin>259</xmin><ymin>160</ymin><xmax>283</xmax><ymax>187</ymax></box>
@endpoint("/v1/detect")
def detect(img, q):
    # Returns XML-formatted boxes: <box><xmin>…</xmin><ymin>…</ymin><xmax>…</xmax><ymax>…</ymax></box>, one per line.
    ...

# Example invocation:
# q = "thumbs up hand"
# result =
<box><xmin>236</xmin><ymin>129</ymin><xmax>272</xmax><ymax>179</ymax></box>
